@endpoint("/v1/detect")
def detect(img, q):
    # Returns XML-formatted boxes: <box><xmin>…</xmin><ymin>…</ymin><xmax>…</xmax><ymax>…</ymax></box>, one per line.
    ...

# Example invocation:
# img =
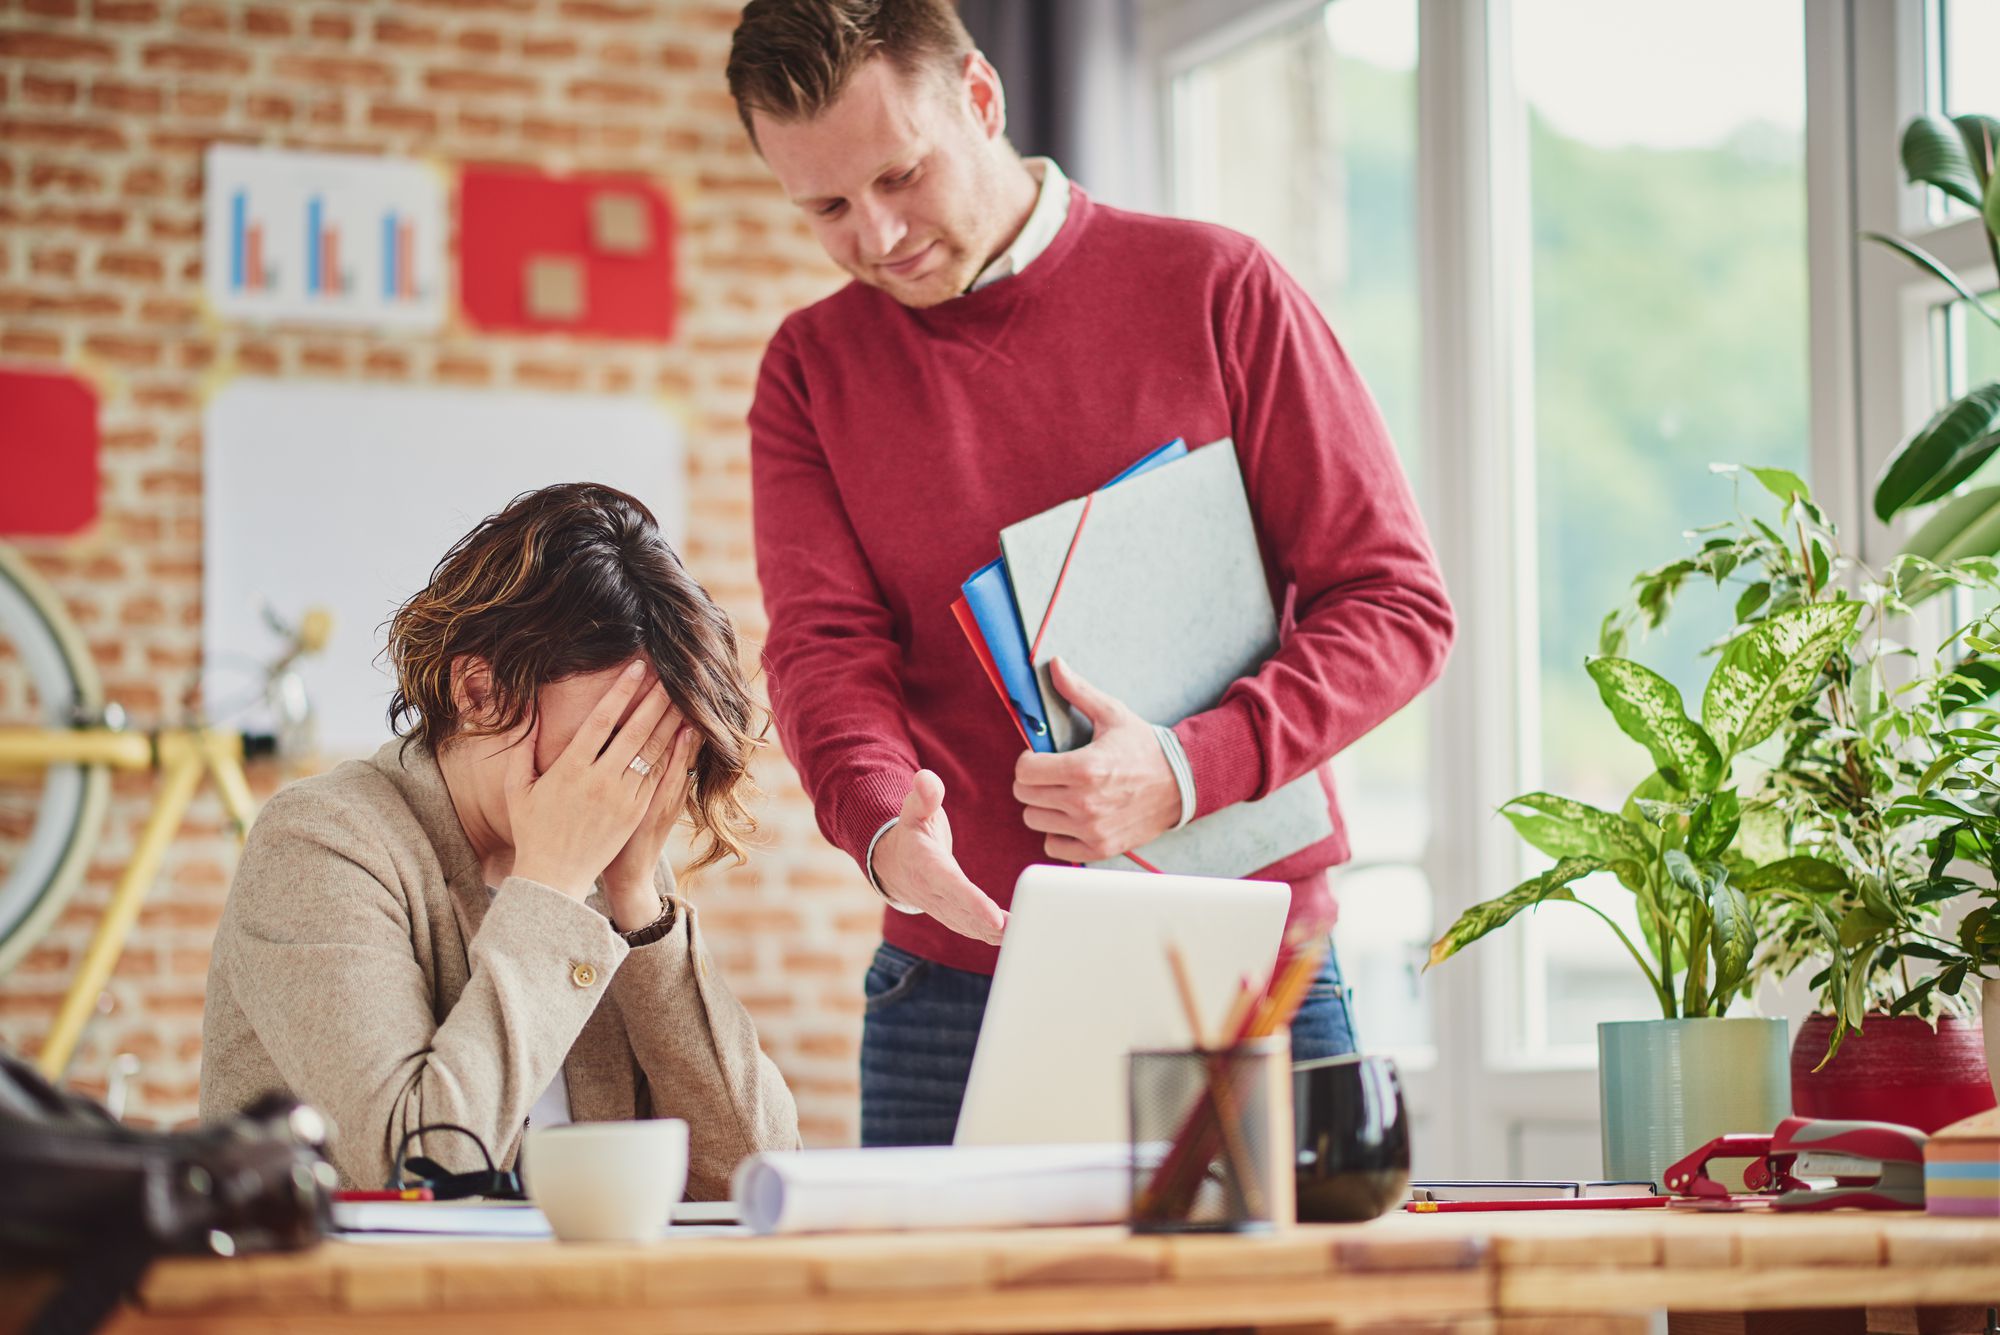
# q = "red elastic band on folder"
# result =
<box><xmin>1029</xmin><ymin>491</ymin><xmax>1094</xmax><ymax>662</ymax></box>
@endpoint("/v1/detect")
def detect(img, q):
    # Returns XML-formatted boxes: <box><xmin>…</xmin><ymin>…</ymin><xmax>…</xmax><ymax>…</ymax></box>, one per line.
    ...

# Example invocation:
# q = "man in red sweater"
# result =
<box><xmin>728</xmin><ymin>0</ymin><xmax>1454</xmax><ymax>1147</ymax></box>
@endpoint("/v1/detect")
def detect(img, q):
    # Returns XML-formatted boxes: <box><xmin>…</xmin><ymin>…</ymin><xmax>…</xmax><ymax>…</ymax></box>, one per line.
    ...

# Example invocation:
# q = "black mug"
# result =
<box><xmin>1292</xmin><ymin>1053</ymin><xmax>1410</xmax><ymax>1222</ymax></box>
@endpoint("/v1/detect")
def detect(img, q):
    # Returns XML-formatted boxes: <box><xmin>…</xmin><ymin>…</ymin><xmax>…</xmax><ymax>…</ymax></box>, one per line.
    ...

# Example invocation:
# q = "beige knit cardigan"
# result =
<box><xmin>198</xmin><ymin>739</ymin><xmax>799</xmax><ymax>1197</ymax></box>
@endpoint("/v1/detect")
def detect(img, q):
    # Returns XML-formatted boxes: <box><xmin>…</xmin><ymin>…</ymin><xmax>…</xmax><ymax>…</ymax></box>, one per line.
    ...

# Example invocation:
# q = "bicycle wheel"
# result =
<box><xmin>0</xmin><ymin>545</ymin><xmax>110</xmax><ymax>975</ymax></box>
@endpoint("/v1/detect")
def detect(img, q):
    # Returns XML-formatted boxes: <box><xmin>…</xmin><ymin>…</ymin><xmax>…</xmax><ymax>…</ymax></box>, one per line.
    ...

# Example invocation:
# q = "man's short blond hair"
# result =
<box><xmin>726</xmin><ymin>0</ymin><xmax>975</xmax><ymax>144</ymax></box>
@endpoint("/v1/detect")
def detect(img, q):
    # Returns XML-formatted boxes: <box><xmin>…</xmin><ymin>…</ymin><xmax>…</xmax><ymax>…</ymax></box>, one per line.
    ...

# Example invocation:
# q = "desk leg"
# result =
<box><xmin>1669</xmin><ymin>1313</ymin><xmax>1866</xmax><ymax>1335</ymax></box>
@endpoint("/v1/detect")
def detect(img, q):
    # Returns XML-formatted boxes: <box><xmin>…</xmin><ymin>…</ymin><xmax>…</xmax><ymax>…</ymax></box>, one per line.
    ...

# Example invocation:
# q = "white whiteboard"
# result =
<box><xmin>203</xmin><ymin>381</ymin><xmax>686</xmax><ymax>758</ymax></box>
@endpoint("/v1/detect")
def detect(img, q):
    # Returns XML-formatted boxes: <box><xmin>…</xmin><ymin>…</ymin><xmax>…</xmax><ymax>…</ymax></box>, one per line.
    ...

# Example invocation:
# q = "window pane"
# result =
<box><xmin>1170</xmin><ymin>0</ymin><xmax>1431</xmax><ymax>1060</ymax></box>
<box><xmin>1940</xmin><ymin>290</ymin><xmax>2000</xmax><ymax>627</ymax></box>
<box><xmin>1925</xmin><ymin>0</ymin><xmax>1997</xmax><ymax>223</ymax></box>
<box><xmin>1965</xmin><ymin>292</ymin><xmax>2000</xmax><ymax>393</ymax></box>
<box><xmin>1515</xmin><ymin>0</ymin><xmax>1810</xmax><ymax>1056</ymax></box>
<box><xmin>1943</xmin><ymin>0</ymin><xmax>1999</xmax><ymax>119</ymax></box>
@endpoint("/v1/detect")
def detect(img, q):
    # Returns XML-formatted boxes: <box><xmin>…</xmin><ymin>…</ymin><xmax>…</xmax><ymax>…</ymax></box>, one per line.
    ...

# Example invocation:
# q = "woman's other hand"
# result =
<box><xmin>601</xmin><ymin>717</ymin><xmax>699</xmax><ymax>930</ymax></box>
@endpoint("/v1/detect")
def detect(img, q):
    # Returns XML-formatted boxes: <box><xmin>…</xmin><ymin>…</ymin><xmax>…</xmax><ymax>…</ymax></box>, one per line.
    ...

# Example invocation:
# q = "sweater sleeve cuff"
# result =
<box><xmin>830</xmin><ymin>769</ymin><xmax>914</xmax><ymax>872</ymax></box>
<box><xmin>1152</xmin><ymin>725</ymin><xmax>1197</xmax><ymax>829</ymax></box>
<box><xmin>865</xmin><ymin>818</ymin><xmax>925</xmax><ymax>914</ymax></box>
<box><xmin>1173</xmin><ymin>701</ymin><xmax>1266</xmax><ymax>819</ymax></box>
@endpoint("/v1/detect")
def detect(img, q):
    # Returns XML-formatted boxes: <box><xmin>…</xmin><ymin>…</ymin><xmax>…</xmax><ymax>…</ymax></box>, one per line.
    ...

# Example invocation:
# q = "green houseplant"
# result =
<box><xmin>1878</xmin><ymin>610</ymin><xmax>2000</xmax><ymax>1114</ymax></box>
<box><xmin>1607</xmin><ymin>472</ymin><xmax>1997</xmax><ymax>1130</ymax></box>
<box><xmin>1427</xmin><ymin>470</ymin><xmax>1872</xmax><ymax>1183</ymax></box>
<box><xmin>1429</xmin><ymin>468</ymin><xmax>2000</xmax><ymax>1175</ymax></box>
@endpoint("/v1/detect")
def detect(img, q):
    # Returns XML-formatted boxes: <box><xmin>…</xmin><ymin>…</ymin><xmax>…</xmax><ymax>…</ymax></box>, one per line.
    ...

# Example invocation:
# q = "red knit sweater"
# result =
<box><xmin>749</xmin><ymin>186</ymin><xmax>1454</xmax><ymax>975</ymax></box>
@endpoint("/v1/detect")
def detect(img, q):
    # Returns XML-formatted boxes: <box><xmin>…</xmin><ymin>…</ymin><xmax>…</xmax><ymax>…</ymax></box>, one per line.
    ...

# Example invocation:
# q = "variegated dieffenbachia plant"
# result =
<box><xmin>1428</xmin><ymin>467</ymin><xmax>1983</xmax><ymax>1045</ymax></box>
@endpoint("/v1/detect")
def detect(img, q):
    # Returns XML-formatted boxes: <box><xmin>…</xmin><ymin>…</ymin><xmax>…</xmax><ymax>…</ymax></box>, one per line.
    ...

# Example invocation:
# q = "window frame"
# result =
<box><xmin>1136</xmin><ymin>0</ymin><xmax>1895</xmax><ymax>1176</ymax></box>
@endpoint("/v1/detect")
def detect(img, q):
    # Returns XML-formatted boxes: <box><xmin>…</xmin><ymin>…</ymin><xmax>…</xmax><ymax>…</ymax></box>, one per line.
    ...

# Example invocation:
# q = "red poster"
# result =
<box><xmin>458</xmin><ymin>168</ymin><xmax>676</xmax><ymax>342</ymax></box>
<box><xmin>0</xmin><ymin>367</ymin><xmax>98</xmax><ymax>536</ymax></box>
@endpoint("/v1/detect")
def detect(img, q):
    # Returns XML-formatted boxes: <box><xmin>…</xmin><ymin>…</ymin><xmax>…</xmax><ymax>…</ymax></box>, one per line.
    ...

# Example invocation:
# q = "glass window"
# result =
<box><xmin>1941</xmin><ymin>0</ymin><xmax>1998</xmax><ymax>120</ymax></box>
<box><xmin>1170</xmin><ymin>0</ymin><xmax>1433</xmax><ymax>1061</ymax></box>
<box><xmin>1512</xmin><ymin>0</ymin><xmax>1811</xmax><ymax>1055</ymax></box>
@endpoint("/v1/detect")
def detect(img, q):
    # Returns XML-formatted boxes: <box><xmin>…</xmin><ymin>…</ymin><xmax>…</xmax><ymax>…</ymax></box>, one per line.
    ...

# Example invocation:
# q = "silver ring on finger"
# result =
<box><xmin>627</xmin><ymin>755</ymin><xmax>653</xmax><ymax>778</ymax></box>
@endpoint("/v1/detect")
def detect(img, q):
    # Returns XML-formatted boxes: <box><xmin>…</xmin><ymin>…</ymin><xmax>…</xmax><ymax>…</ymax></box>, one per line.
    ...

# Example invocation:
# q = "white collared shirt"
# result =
<box><xmin>968</xmin><ymin>157</ymin><xmax>1071</xmax><ymax>291</ymax></box>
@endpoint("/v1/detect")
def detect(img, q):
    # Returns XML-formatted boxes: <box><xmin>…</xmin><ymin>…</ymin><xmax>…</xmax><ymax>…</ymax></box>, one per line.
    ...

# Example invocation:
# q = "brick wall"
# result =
<box><xmin>0</xmin><ymin>0</ymin><xmax>883</xmax><ymax>1146</ymax></box>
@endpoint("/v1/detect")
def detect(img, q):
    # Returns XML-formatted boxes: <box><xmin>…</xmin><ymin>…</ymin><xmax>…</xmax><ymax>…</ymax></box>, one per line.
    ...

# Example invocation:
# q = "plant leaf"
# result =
<box><xmin>1958</xmin><ymin>115</ymin><xmax>2000</xmax><ymax>190</ymax></box>
<box><xmin>1890</xmin><ymin>975</ymin><xmax>1939</xmax><ymax>1018</ymax></box>
<box><xmin>1941</xmin><ymin>663</ymin><xmax>2000</xmax><ymax>715</ymax></box>
<box><xmin>1500</xmin><ymin>793</ymin><xmax>1652</xmax><ymax>863</ymax></box>
<box><xmin>1588</xmin><ymin>656</ymin><xmax>1724</xmax><ymax>792</ymax></box>
<box><xmin>1843</xmin><ymin>941</ymin><xmax>1880</xmax><ymax>1028</ymax></box>
<box><xmin>1735</xmin><ymin>581</ymin><xmax>1770</xmax><ymax>622</ymax></box>
<box><xmin>1737</xmin><ymin>856</ymin><xmax>1852</xmax><ymax>894</ymax></box>
<box><xmin>1426</xmin><ymin>857</ymin><xmax>1608</xmax><ymax>968</ymax></box>
<box><xmin>1874</xmin><ymin>383</ymin><xmax>2000</xmax><ymax>521</ymax></box>
<box><xmin>1707</xmin><ymin>863</ymin><xmax>1755</xmax><ymax>1000</ymax></box>
<box><xmin>1901</xmin><ymin>482</ymin><xmax>2000</xmax><ymax>573</ymax></box>
<box><xmin>1987</xmin><ymin>168</ymin><xmax>2000</xmax><ymax>251</ymax></box>
<box><xmin>1863</xmin><ymin>236</ymin><xmax>2000</xmax><ymax>357</ymax></box>
<box><xmin>1902</xmin><ymin>113</ymin><xmax>1984</xmax><ymax>207</ymax></box>
<box><xmin>1701</xmin><ymin>603</ymin><xmax>1865</xmax><ymax>758</ymax></box>
<box><xmin>1838</xmin><ymin>906</ymin><xmax>1895</xmax><ymax>949</ymax></box>
<box><xmin>1664</xmin><ymin>848</ymin><xmax>1706</xmax><ymax>901</ymax></box>
<box><xmin>1747</xmin><ymin>466</ymin><xmax>1811</xmax><ymax>505</ymax></box>
<box><xmin>1687</xmin><ymin>789</ymin><xmax>1741</xmax><ymax>862</ymax></box>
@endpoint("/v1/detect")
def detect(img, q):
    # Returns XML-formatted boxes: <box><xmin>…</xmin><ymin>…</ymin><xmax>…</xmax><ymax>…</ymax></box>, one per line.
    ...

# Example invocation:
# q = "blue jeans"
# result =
<box><xmin>859</xmin><ymin>939</ymin><xmax>1359</xmax><ymax>1148</ymax></box>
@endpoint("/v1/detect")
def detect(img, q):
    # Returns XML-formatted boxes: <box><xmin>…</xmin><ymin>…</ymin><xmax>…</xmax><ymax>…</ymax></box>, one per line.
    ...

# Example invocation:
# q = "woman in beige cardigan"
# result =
<box><xmin>200</xmin><ymin>483</ymin><xmax>799</xmax><ymax>1197</ymax></box>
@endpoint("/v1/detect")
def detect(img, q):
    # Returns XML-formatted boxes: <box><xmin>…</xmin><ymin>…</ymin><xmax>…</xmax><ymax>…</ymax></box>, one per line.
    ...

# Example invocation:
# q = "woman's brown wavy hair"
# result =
<box><xmin>385</xmin><ymin>482</ymin><xmax>765</xmax><ymax>876</ymax></box>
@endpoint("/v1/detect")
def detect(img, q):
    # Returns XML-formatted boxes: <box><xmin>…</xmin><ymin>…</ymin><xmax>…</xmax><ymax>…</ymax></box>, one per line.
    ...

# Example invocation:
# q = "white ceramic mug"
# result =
<box><xmin>523</xmin><ymin>1118</ymin><xmax>689</xmax><ymax>1243</ymax></box>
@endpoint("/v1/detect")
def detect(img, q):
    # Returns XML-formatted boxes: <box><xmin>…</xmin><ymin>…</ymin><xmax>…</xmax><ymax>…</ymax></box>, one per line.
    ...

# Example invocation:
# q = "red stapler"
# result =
<box><xmin>1663</xmin><ymin>1116</ymin><xmax>1927</xmax><ymax>1211</ymax></box>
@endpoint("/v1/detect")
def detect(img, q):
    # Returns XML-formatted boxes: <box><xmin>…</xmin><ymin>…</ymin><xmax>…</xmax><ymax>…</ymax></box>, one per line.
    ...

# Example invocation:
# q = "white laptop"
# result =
<box><xmin>952</xmin><ymin>864</ymin><xmax>1289</xmax><ymax>1147</ymax></box>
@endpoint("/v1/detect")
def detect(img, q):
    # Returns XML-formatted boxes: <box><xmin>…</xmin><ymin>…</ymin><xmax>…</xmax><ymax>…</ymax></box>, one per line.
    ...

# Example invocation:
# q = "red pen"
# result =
<box><xmin>333</xmin><ymin>1188</ymin><xmax>435</xmax><ymax>1202</ymax></box>
<box><xmin>1405</xmin><ymin>1195</ymin><xmax>1668</xmax><ymax>1214</ymax></box>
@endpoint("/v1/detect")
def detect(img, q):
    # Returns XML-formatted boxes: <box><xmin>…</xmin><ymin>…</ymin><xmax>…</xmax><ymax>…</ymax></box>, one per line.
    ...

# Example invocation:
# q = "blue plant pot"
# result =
<box><xmin>1598</xmin><ymin>1017</ymin><xmax>1791</xmax><ymax>1189</ymax></box>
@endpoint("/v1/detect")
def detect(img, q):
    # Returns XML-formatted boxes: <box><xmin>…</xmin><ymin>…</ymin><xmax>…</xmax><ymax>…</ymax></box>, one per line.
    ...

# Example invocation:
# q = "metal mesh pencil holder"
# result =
<box><xmin>1128</xmin><ymin>1035</ymin><xmax>1292</xmax><ymax>1234</ymax></box>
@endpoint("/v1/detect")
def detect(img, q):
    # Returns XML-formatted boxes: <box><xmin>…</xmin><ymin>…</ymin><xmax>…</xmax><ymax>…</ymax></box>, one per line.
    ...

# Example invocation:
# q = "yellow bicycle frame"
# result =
<box><xmin>0</xmin><ymin>726</ymin><xmax>256</xmax><ymax>1079</ymax></box>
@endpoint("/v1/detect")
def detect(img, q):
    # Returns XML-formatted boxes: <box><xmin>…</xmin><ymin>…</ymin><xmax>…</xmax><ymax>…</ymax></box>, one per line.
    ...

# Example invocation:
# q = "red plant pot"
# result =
<box><xmin>1791</xmin><ymin>1013</ymin><xmax>1997</xmax><ymax>1133</ymax></box>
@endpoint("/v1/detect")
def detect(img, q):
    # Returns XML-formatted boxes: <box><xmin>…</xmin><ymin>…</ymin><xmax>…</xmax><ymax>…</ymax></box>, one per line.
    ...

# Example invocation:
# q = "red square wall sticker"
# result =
<box><xmin>0</xmin><ymin>367</ymin><xmax>99</xmax><ymax>537</ymax></box>
<box><xmin>459</xmin><ymin>168</ymin><xmax>676</xmax><ymax>341</ymax></box>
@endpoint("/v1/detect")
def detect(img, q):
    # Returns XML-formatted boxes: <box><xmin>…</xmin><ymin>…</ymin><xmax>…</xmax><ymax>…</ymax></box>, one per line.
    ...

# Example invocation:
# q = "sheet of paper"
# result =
<box><xmin>730</xmin><ymin>1144</ymin><xmax>1143</xmax><ymax>1236</ymax></box>
<box><xmin>332</xmin><ymin>1198</ymin><xmax>741</xmax><ymax>1238</ymax></box>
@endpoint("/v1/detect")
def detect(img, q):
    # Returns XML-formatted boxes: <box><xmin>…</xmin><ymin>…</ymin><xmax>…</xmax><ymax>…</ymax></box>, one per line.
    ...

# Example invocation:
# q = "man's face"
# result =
<box><xmin>754</xmin><ymin>55</ymin><xmax>1013</xmax><ymax>308</ymax></box>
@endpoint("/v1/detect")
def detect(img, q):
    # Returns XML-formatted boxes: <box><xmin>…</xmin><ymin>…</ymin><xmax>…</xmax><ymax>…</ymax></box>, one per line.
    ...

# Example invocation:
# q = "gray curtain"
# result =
<box><xmin>957</xmin><ymin>0</ymin><xmax>1139</xmax><ymax>204</ymax></box>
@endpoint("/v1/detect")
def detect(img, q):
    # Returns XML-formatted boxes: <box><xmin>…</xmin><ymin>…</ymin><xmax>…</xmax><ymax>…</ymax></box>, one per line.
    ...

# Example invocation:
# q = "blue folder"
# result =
<box><xmin>960</xmin><ymin>438</ymin><xmax>1188</xmax><ymax>752</ymax></box>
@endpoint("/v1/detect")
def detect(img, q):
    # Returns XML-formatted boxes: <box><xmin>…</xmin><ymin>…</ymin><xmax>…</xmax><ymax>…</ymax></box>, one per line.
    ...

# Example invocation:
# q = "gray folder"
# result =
<box><xmin>999</xmin><ymin>439</ymin><xmax>1333</xmax><ymax>879</ymax></box>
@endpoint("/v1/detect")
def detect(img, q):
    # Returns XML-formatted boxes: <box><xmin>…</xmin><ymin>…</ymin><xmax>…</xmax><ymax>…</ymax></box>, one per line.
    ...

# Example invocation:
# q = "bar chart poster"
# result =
<box><xmin>203</xmin><ymin>145</ymin><xmax>445</xmax><ymax>330</ymax></box>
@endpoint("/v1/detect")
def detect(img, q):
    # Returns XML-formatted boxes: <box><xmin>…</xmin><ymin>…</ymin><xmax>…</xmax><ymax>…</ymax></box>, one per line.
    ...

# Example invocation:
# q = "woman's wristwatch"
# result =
<box><xmin>619</xmin><ymin>897</ymin><xmax>678</xmax><ymax>947</ymax></box>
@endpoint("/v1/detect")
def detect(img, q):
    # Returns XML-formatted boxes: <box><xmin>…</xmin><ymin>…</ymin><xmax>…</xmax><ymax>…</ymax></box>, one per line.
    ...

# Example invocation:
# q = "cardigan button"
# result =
<box><xmin>570</xmin><ymin>961</ymin><xmax>598</xmax><ymax>988</ymax></box>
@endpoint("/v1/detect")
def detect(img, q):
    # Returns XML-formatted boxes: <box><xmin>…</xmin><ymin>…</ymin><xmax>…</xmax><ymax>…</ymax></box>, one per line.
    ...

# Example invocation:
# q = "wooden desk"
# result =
<box><xmin>1379</xmin><ymin>1210</ymin><xmax>2000</xmax><ymax>1333</ymax></box>
<box><xmin>80</xmin><ymin>1226</ymin><xmax>1497</xmax><ymax>1335</ymax></box>
<box><xmin>13</xmin><ymin>1213</ymin><xmax>1997</xmax><ymax>1335</ymax></box>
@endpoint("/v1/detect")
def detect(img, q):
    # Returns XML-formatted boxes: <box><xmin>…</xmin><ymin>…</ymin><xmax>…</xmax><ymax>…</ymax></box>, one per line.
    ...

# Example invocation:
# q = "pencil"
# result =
<box><xmin>1405</xmin><ymin>1196</ymin><xmax>1669</xmax><ymax>1214</ymax></box>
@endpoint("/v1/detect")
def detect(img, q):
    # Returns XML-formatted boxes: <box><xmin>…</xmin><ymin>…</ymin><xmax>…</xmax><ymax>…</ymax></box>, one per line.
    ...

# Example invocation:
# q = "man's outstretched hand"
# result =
<box><xmin>872</xmin><ymin>770</ymin><xmax>1008</xmax><ymax>946</ymax></box>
